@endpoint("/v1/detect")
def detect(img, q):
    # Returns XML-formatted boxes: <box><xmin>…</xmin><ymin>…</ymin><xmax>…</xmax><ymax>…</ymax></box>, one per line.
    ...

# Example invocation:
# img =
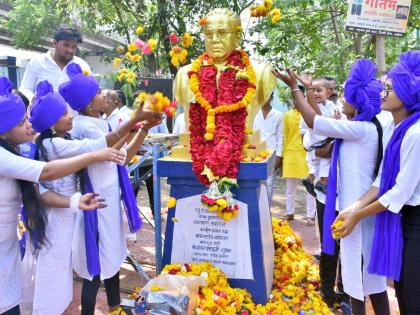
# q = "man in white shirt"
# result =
<box><xmin>20</xmin><ymin>26</ymin><xmax>91</xmax><ymax>100</ymax></box>
<box><xmin>173</xmin><ymin>112</ymin><xmax>185</xmax><ymax>134</ymax></box>
<box><xmin>253</xmin><ymin>93</ymin><xmax>283</xmax><ymax>205</ymax></box>
<box><xmin>116</xmin><ymin>90</ymin><xmax>133</xmax><ymax>117</ymax></box>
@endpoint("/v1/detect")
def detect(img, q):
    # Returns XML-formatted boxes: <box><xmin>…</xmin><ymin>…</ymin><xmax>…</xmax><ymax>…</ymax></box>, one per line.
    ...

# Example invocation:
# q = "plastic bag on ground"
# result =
<box><xmin>141</xmin><ymin>274</ymin><xmax>207</xmax><ymax>315</ymax></box>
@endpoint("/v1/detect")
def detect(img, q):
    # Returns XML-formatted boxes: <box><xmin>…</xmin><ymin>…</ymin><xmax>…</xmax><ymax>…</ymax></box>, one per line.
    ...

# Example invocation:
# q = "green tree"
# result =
<box><xmin>252</xmin><ymin>0</ymin><xmax>419</xmax><ymax>83</ymax></box>
<box><xmin>3</xmin><ymin>0</ymin><xmax>419</xmax><ymax>82</ymax></box>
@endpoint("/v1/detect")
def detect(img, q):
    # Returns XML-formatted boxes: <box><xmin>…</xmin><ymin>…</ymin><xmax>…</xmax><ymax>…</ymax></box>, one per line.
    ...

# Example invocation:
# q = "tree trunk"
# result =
<box><xmin>354</xmin><ymin>33</ymin><xmax>363</xmax><ymax>55</ymax></box>
<box><xmin>375</xmin><ymin>35</ymin><xmax>386</xmax><ymax>73</ymax></box>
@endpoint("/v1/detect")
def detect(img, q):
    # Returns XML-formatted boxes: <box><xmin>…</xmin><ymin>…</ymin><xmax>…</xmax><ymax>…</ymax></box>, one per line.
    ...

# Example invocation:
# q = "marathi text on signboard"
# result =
<box><xmin>170</xmin><ymin>195</ymin><xmax>253</xmax><ymax>280</ymax></box>
<box><xmin>345</xmin><ymin>0</ymin><xmax>412</xmax><ymax>37</ymax></box>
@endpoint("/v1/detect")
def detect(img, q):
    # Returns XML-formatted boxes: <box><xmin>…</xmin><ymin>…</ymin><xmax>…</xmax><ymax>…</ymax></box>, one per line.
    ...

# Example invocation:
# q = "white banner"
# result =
<box><xmin>345</xmin><ymin>0</ymin><xmax>412</xmax><ymax>37</ymax></box>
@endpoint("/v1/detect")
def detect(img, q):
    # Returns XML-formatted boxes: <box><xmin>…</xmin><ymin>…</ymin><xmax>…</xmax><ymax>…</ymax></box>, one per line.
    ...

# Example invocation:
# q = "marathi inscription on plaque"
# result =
<box><xmin>170</xmin><ymin>195</ymin><xmax>253</xmax><ymax>279</ymax></box>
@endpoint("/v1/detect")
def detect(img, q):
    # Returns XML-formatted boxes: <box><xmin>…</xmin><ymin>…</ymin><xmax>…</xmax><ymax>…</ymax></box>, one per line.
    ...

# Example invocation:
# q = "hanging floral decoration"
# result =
<box><xmin>168</xmin><ymin>32</ymin><xmax>192</xmax><ymax>68</ymax></box>
<box><xmin>250</xmin><ymin>0</ymin><xmax>282</xmax><ymax>24</ymax></box>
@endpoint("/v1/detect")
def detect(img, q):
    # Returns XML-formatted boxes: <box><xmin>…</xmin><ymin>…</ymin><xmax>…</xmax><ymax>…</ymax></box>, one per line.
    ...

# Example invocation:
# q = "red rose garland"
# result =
<box><xmin>188</xmin><ymin>50</ymin><xmax>250</xmax><ymax>186</ymax></box>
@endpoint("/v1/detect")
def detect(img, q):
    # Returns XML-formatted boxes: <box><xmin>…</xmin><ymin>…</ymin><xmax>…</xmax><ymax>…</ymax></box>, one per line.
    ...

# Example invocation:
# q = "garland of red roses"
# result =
<box><xmin>188</xmin><ymin>50</ymin><xmax>253</xmax><ymax>186</ymax></box>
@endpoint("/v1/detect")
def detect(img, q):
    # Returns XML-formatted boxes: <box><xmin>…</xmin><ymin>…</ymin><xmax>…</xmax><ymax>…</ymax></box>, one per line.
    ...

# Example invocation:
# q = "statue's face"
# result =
<box><xmin>203</xmin><ymin>14</ymin><xmax>240</xmax><ymax>62</ymax></box>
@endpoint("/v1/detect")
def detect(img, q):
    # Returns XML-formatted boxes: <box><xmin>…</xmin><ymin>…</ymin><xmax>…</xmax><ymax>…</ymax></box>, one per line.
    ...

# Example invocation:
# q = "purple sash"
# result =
<box><xmin>81</xmin><ymin>126</ymin><xmax>143</xmax><ymax>276</ymax></box>
<box><xmin>80</xmin><ymin>168</ymin><xmax>101</xmax><ymax>276</ymax></box>
<box><xmin>108</xmin><ymin>124</ymin><xmax>142</xmax><ymax>233</ymax></box>
<box><xmin>368</xmin><ymin>111</ymin><xmax>420</xmax><ymax>280</ymax></box>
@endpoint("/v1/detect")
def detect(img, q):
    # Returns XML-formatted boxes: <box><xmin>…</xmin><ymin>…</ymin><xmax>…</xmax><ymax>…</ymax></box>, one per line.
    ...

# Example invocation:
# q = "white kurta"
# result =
<box><xmin>0</xmin><ymin>147</ymin><xmax>45</xmax><ymax>313</ymax></box>
<box><xmin>22</xmin><ymin>137</ymin><xmax>107</xmax><ymax>314</ymax></box>
<box><xmin>173</xmin><ymin>113</ymin><xmax>186</xmax><ymax>134</ymax></box>
<box><xmin>253</xmin><ymin>108</ymin><xmax>284</xmax><ymax>204</ymax></box>
<box><xmin>313</xmin><ymin>115</ymin><xmax>387</xmax><ymax>301</ymax></box>
<box><xmin>71</xmin><ymin>115</ymin><xmax>127</xmax><ymax>281</ymax></box>
<box><xmin>105</xmin><ymin>108</ymin><xmax>131</xmax><ymax>132</ymax></box>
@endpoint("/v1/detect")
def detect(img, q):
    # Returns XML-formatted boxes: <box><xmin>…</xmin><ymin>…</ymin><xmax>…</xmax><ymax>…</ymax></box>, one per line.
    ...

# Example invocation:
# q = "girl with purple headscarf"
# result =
<box><xmin>58</xmin><ymin>64</ymin><xmax>162</xmax><ymax>314</ymax></box>
<box><xmin>334</xmin><ymin>50</ymin><xmax>420</xmax><ymax>315</ymax></box>
<box><xmin>273</xmin><ymin>59</ymin><xmax>390</xmax><ymax>315</ymax></box>
<box><xmin>0</xmin><ymin>77</ymin><xmax>122</xmax><ymax>315</ymax></box>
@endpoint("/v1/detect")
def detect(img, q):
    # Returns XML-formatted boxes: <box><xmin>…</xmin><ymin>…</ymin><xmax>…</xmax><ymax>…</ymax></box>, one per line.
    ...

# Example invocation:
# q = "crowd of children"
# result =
<box><xmin>0</xmin><ymin>61</ymin><xmax>162</xmax><ymax>314</ymax></box>
<box><xmin>272</xmin><ymin>50</ymin><xmax>419</xmax><ymax>315</ymax></box>
<box><xmin>0</xmin><ymin>23</ymin><xmax>418</xmax><ymax>315</ymax></box>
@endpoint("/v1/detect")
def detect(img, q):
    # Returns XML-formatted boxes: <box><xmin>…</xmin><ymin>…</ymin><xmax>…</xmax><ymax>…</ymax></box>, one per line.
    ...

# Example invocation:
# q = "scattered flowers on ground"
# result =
<box><xmin>127</xmin><ymin>219</ymin><xmax>332</xmax><ymax>314</ymax></box>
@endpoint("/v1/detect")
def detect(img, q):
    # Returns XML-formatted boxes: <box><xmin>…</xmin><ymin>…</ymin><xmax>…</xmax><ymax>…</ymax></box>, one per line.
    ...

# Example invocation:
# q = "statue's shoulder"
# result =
<box><xmin>175</xmin><ymin>64</ymin><xmax>193</xmax><ymax>80</ymax></box>
<box><xmin>174</xmin><ymin>63</ymin><xmax>194</xmax><ymax>106</ymax></box>
<box><xmin>250</xmin><ymin>59</ymin><xmax>274</xmax><ymax>77</ymax></box>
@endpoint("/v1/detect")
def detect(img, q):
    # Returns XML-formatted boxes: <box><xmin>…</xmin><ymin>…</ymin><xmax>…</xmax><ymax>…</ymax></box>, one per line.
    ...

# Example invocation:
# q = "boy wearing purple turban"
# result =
<box><xmin>59</xmin><ymin>63</ymin><xmax>162</xmax><ymax>314</ymax></box>
<box><xmin>334</xmin><ymin>50</ymin><xmax>420</xmax><ymax>315</ymax></box>
<box><xmin>273</xmin><ymin>58</ymin><xmax>391</xmax><ymax>314</ymax></box>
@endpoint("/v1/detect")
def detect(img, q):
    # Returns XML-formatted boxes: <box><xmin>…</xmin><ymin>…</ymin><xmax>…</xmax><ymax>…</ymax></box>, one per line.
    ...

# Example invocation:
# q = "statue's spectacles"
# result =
<box><xmin>203</xmin><ymin>29</ymin><xmax>236</xmax><ymax>39</ymax></box>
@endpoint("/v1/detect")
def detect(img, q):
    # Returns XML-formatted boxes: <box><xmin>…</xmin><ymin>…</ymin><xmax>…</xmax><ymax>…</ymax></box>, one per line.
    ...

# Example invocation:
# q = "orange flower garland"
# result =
<box><xmin>189</xmin><ymin>49</ymin><xmax>256</xmax><ymax>141</ymax></box>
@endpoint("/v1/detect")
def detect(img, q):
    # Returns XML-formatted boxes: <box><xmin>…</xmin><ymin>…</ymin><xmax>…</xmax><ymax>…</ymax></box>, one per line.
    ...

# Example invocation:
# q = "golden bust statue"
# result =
<box><xmin>174</xmin><ymin>8</ymin><xmax>277</xmax><ymax>130</ymax></box>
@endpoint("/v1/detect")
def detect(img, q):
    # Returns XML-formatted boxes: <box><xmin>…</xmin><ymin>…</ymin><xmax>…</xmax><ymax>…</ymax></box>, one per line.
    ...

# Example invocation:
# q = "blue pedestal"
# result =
<box><xmin>156</xmin><ymin>153</ymin><xmax>275</xmax><ymax>304</ymax></box>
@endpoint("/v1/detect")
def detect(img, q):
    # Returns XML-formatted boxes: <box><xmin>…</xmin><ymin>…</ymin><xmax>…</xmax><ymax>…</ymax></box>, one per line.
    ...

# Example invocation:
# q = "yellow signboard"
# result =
<box><xmin>345</xmin><ymin>0</ymin><xmax>412</xmax><ymax>37</ymax></box>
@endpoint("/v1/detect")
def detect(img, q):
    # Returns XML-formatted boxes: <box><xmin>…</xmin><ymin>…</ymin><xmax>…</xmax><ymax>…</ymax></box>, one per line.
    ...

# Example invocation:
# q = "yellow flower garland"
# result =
<box><xmin>189</xmin><ymin>49</ymin><xmax>256</xmax><ymax>141</ymax></box>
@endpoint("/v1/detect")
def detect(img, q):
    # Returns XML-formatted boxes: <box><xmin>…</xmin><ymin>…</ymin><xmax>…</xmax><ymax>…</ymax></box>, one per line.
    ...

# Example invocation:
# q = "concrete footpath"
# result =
<box><xmin>64</xmin><ymin>177</ymin><xmax>399</xmax><ymax>314</ymax></box>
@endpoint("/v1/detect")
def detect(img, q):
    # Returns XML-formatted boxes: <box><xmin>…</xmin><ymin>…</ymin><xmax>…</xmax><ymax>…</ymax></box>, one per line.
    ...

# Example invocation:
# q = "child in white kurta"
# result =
<box><xmin>253</xmin><ymin>94</ymin><xmax>283</xmax><ymax>205</ymax></box>
<box><xmin>71</xmin><ymin>115</ymin><xmax>128</xmax><ymax>282</ymax></box>
<box><xmin>272</xmin><ymin>60</ymin><xmax>390</xmax><ymax>314</ymax></box>
<box><xmin>313</xmin><ymin>116</ymin><xmax>387</xmax><ymax>301</ymax></box>
<box><xmin>0</xmin><ymin>76</ymin><xmax>119</xmax><ymax>315</ymax></box>
<box><xmin>59</xmin><ymin>62</ymin><xmax>162</xmax><ymax>314</ymax></box>
<box><xmin>0</xmin><ymin>148</ymin><xmax>46</xmax><ymax>314</ymax></box>
<box><xmin>301</xmin><ymin>99</ymin><xmax>337</xmax><ymax>182</ymax></box>
<box><xmin>27</xmin><ymin>137</ymin><xmax>107</xmax><ymax>315</ymax></box>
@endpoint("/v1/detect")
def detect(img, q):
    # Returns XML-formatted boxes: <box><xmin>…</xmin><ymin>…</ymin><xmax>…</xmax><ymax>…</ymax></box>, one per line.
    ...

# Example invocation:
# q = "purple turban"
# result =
<box><xmin>369</xmin><ymin>50</ymin><xmax>420</xmax><ymax>281</ymax></box>
<box><xmin>29</xmin><ymin>80</ymin><xmax>67</xmax><ymax>133</ymax></box>
<box><xmin>323</xmin><ymin>59</ymin><xmax>382</xmax><ymax>255</ymax></box>
<box><xmin>58</xmin><ymin>63</ymin><xmax>99</xmax><ymax>112</ymax></box>
<box><xmin>344</xmin><ymin>59</ymin><xmax>382</xmax><ymax>121</ymax></box>
<box><xmin>0</xmin><ymin>77</ymin><xmax>26</xmax><ymax>134</ymax></box>
<box><xmin>388</xmin><ymin>50</ymin><xmax>420</xmax><ymax>112</ymax></box>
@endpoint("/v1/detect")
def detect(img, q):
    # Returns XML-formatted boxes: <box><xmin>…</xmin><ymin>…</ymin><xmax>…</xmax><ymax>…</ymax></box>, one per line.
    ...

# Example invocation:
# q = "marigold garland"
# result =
<box><xmin>133</xmin><ymin>91</ymin><xmax>177</xmax><ymax>117</ymax></box>
<box><xmin>189</xmin><ymin>49</ymin><xmax>256</xmax><ymax>141</ymax></box>
<box><xmin>128</xmin><ymin>218</ymin><xmax>333</xmax><ymax>314</ymax></box>
<box><xmin>187</xmin><ymin>49</ymin><xmax>256</xmax><ymax>221</ymax></box>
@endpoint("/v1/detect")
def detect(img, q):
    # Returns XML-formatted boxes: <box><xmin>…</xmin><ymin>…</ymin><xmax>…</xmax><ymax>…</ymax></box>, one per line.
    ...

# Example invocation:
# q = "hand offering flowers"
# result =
<box><xmin>331</xmin><ymin>208</ymin><xmax>360</xmax><ymax>239</ymax></box>
<box><xmin>134</xmin><ymin>92</ymin><xmax>177</xmax><ymax>118</ymax></box>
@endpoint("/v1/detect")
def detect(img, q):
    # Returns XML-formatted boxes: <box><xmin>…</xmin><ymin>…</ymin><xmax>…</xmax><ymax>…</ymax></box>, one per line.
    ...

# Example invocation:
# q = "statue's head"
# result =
<box><xmin>202</xmin><ymin>8</ymin><xmax>242</xmax><ymax>63</ymax></box>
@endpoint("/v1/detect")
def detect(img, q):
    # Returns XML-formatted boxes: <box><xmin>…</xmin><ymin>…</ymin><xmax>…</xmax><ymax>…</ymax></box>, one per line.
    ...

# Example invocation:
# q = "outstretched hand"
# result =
<box><xmin>272</xmin><ymin>68</ymin><xmax>313</xmax><ymax>90</ymax></box>
<box><xmin>95</xmin><ymin>147</ymin><xmax>126</xmax><ymax>164</ymax></box>
<box><xmin>272</xmin><ymin>68</ymin><xmax>299</xmax><ymax>89</ymax></box>
<box><xmin>294</xmin><ymin>72</ymin><xmax>313</xmax><ymax>89</ymax></box>
<box><xmin>79</xmin><ymin>193</ymin><xmax>106</xmax><ymax>210</ymax></box>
